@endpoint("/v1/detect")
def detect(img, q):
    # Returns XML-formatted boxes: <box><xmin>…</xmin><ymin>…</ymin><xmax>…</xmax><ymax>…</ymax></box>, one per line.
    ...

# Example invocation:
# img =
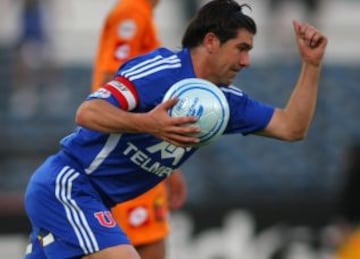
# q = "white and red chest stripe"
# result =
<box><xmin>103</xmin><ymin>76</ymin><xmax>139</xmax><ymax>111</ymax></box>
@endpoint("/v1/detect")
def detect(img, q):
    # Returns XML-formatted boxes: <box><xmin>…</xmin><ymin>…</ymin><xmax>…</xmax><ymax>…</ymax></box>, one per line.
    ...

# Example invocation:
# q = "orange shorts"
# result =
<box><xmin>111</xmin><ymin>182</ymin><xmax>170</xmax><ymax>246</ymax></box>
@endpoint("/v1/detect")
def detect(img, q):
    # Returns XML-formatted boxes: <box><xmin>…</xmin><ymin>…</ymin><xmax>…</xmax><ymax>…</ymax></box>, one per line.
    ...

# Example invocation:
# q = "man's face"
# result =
<box><xmin>210</xmin><ymin>29</ymin><xmax>254</xmax><ymax>85</ymax></box>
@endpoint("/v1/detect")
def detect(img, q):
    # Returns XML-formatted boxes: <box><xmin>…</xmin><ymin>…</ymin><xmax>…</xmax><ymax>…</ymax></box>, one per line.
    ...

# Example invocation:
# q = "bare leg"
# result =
<box><xmin>82</xmin><ymin>244</ymin><xmax>140</xmax><ymax>259</ymax></box>
<box><xmin>136</xmin><ymin>239</ymin><xmax>166</xmax><ymax>259</ymax></box>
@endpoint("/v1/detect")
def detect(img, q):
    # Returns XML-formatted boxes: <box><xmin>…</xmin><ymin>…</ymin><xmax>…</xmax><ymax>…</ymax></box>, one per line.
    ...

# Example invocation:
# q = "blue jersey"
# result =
<box><xmin>24</xmin><ymin>47</ymin><xmax>274</xmax><ymax>257</ymax></box>
<box><xmin>59</xmin><ymin>47</ymin><xmax>274</xmax><ymax>206</ymax></box>
<box><xmin>61</xmin><ymin>48</ymin><xmax>273</xmax><ymax>207</ymax></box>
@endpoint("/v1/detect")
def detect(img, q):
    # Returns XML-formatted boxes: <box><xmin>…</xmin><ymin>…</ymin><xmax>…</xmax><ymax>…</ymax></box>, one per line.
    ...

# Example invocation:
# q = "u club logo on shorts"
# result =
<box><xmin>94</xmin><ymin>211</ymin><xmax>117</xmax><ymax>228</ymax></box>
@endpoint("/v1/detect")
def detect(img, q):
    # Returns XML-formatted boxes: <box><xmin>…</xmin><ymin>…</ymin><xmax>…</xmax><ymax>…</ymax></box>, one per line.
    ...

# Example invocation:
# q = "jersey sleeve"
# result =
<box><xmin>87</xmin><ymin>76</ymin><xmax>139</xmax><ymax>111</ymax></box>
<box><xmin>223</xmin><ymin>86</ymin><xmax>275</xmax><ymax>135</ymax></box>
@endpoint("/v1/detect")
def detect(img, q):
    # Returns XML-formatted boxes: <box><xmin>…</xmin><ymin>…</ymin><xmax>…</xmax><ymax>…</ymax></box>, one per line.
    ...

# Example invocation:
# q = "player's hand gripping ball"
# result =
<box><xmin>162</xmin><ymin>78</ymin><xmax>230</xmax><ymax>147</ymax></box>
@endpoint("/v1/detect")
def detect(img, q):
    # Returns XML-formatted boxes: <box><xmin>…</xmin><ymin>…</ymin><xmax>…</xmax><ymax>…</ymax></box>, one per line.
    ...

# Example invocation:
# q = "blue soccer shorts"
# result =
<box><xmin>24</xmin><ymin>155</ymin><xmax>130</xmax><ymax>258</ymax></box>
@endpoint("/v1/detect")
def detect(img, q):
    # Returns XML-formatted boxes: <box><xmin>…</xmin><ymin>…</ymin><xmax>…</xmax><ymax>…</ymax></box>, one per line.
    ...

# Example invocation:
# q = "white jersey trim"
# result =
<box><xmin>221</xmin><ymin>85</ymin><xmax>244</xmax><ymax>96</ymax></box>
<box><xmin>120</xmin><ymin>55</ymin><xmax>163</xmax><ymax>74</ymax></box>
<box><xmin>120</xmin><ymin>54</ymin><xmax>181</xmax><ymax>81</ymax></box>
<box><xmin>128</xmin><ymin>63</ymin><xmax>181</xmax><ymax>81</ymax></box>
<box><xmin>85</xmin><ymin>134</ymin><xmax>121</xmax><ymax>175</ymax></box>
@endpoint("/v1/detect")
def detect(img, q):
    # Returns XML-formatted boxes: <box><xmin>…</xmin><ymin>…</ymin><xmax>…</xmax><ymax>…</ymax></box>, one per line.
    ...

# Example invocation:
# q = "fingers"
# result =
<box><xmin>304</xmin><ymin>27</ymin><xmax>323</xmax><ymax>49</ymax></box>
<box><xmin>293</xmin><ymin>20</ymin><xmax>327</xmax><ymax>49</ymax></box>
<box><xmin>310</xmin><ymin>32</ymin><xmax>322</xmax><ymax>48</ymax></box>
<box><xmin>153</xmin><ymin>97</ymin><xmax>203</xmax><ymax>147</ymax></box>
<box><xmin>164</xmin><ymin>124</ymin><xmax>201</xmax><ymax>147</ymax></box>
<box><xmin>170</xmin><ymin>124</ymin><xmax>201</xmax><ymax>136</ymax></box>
<box><xmin>171</xmin><ymin>115</ymin><xmax>199</xmax><ymax>125</ymax></box>
<box><xmin>292</xmin><ymin>20</ymin><xmax>301</xmax><ymax>34</ymax></box>
<box><xmin>163</xmin><ymin>132</ymin><xmax>200</xmax><ymax>147</ymax></box>
<box><xmin>161</xmin><ymin>97</ymin><xmax>178</xmax><ymax>110</ymax></box>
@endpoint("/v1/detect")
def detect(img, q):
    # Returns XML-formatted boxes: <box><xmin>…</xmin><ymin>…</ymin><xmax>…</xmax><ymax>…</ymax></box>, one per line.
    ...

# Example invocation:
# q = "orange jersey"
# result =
<box><xmin>92</xmin><ymin>0</ymin><xmax>169</xmax><ymax>246</ymax></box>
<box><xmin>92</xmin><ymin>0</ymin><xmax>161</xmax><ymax>90</ymax></box>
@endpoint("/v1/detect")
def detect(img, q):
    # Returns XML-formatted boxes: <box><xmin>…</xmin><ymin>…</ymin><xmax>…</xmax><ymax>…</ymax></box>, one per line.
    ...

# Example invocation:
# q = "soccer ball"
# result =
<box><xmin>162</xmin><ymin>78</ymin><xmax>230</xmax><ymax>147</ymax></box>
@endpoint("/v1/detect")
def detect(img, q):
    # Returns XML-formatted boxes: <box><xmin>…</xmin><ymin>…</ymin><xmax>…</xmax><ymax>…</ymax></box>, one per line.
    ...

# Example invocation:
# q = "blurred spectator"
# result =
<box><xmin>11</xmin><ymin>0</ymin><xmax>66</xmax><ymax>119</ymax></box>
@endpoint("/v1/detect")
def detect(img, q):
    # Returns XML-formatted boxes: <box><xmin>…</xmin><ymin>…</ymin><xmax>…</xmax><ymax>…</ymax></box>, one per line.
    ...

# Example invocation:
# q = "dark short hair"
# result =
<box><xmin>182</xmin><ymin>0</ymin><xmax>257</xmax><ymax>48</ymax></box>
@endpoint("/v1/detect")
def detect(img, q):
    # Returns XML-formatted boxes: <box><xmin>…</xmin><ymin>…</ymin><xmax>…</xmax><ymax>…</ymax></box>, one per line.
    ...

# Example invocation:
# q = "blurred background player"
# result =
<box><xmin>11</xmin><ymin>0</ymin><xmax>65</xmax><ymax>119</ymax></box>
<box><xmin>91</xmin><ymin>0</ymin><xmax>187</xmax><ymax>258</ymax></box>
<box><xmin>11</xmin><ymin>0</ymin><xmax>47</xmax><ymax>118</ymax></box>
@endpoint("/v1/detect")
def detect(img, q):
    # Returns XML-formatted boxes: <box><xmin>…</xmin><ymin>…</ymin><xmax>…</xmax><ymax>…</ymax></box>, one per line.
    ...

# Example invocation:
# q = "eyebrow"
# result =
<box><xmin>237</xmin><ymin>42</ymin><xmax>253</xmax><ymax>50</ymax></box>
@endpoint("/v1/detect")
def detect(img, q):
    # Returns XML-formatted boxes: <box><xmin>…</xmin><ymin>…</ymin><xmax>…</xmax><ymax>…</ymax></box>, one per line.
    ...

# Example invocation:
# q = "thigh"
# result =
<box><xmin>82</xmin><ymin>244</ymin><xmax>140</xmax><ymax>259</ymax></box>
<box><xmin>136</xmin><ymin>238</ymin><xmax>166</xmax><ymax>259</ymax></box>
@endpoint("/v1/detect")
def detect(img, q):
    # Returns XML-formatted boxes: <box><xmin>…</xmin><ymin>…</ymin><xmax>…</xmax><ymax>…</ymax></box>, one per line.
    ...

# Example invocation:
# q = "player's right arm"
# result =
<box><xmin>76</xmin><ymin>98</ymin><xmax>200</xmax><ymax>147</ymax></box>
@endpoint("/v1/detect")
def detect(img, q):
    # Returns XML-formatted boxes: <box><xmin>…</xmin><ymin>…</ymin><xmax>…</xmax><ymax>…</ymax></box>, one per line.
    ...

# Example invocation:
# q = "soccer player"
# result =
<box><xmin>24</xmin><ymin>0</ymin><xmax>328</xmax><ymax>258</ymax></box>
<box><xmin>91</xmin><ymin>1</ymin><xmax>187</xmax><ymax>258</ymax></box>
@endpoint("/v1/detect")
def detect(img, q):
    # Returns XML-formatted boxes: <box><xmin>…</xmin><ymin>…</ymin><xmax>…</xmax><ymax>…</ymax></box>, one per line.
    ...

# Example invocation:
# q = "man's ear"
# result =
<box><xmin>203</xmin><ymin>32</ymin><xmax>219</xmax><ymax>54</ymax></box>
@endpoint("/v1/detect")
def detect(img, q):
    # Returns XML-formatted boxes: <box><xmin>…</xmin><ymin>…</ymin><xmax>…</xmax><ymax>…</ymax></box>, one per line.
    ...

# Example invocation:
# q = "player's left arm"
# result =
<box><xmin>259</xmin><ymin>21</ymin><xmax>328</xmax><ymax>141</ymax></box>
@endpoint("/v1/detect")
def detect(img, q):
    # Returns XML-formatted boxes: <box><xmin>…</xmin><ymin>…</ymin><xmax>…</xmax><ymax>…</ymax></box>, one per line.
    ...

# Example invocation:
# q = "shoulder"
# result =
<box><xmin>221</xmin><ymin>85</ymin><xmax>250</xmax><ymax>110</ymax></box>
<box><xmin>221</xmin><ymin>85</ymin><xmax>245</xmax><ymax>99</ymax></box>
<box><xmin>118</xmin><ymin>48</ymin><xmax>183</xmax><ymax>79</ymax></box>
